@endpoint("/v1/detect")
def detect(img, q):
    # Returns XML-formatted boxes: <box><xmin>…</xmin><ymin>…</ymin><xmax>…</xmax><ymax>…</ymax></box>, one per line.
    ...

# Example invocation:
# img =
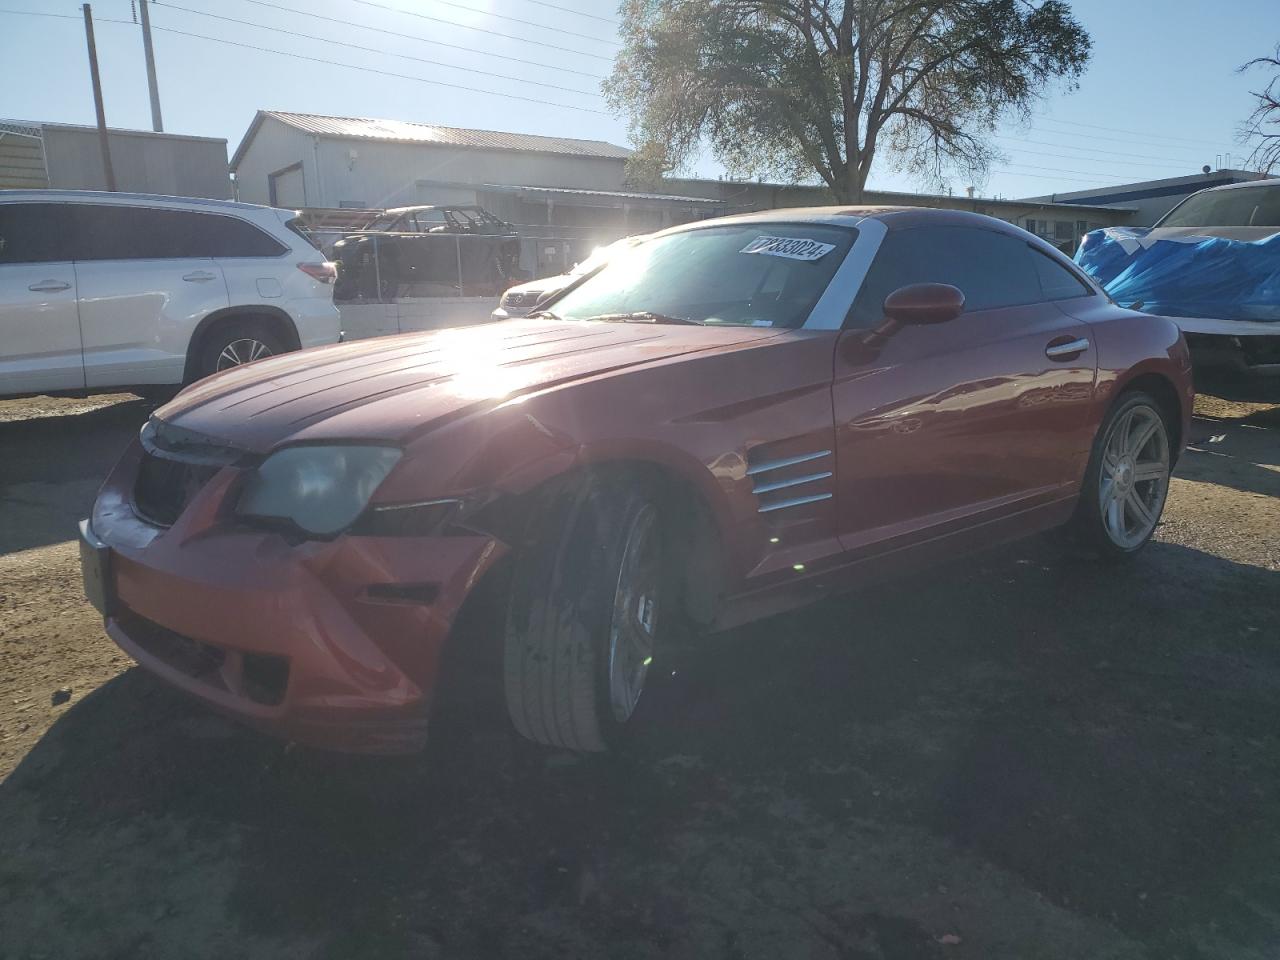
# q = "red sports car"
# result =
<box><xmin>81</xmin><ymin>207</ymin><xmax>1193</xmax><ymax>754</ymax></box>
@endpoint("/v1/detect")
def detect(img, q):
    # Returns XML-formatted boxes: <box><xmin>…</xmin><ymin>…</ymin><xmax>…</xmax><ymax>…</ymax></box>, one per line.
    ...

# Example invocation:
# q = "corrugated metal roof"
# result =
<box><xmin>259</xmin><ymin>111</ymin><xmax>632</xmax><ymax>160</ymax></box>
<box><xmin>485</xmin><ymin>184</ymin><xmax>724</xmax><ymax>205</ymax></box>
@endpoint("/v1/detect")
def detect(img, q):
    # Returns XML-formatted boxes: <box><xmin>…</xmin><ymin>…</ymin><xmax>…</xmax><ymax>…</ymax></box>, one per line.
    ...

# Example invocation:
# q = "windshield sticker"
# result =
<box><xmin>740</xmin><ymin>235</ymin><xmax>837</xmax><ymax>261</ymax></box>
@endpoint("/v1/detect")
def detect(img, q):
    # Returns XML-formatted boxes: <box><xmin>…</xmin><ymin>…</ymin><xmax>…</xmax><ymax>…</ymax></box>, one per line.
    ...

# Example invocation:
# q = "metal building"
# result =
<box><xmin>229</xmin><ymin>111</ymin><xmax>719</xmax><ymax>233</ymax></box>
<box><xmin>1022</xmin><ymin>169</ymin><xmax>1272</xmax><ymax>226</ymax></box>
<box><xmin>0</xmin><ymin>119</ymin><xmax>231</xmax><ymax>198</ymax></box>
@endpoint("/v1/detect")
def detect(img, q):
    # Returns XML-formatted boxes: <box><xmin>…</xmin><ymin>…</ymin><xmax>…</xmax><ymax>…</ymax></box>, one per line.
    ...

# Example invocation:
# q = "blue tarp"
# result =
<box><xmin>1075</xmin><ymin>227</ymin><xmax>1280</xmax><ymax>323</ymax></box>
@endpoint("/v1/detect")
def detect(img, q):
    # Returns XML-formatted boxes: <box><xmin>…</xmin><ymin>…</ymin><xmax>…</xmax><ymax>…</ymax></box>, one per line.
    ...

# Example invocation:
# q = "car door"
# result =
<box><xmin>69</xmin><ymin>203</ymin><xmax>229</xmax><ymax>388</ymax></box>
<box><xmin>832</xmin><ymin>224</ymin><xmax>1098</xmax><ymax>556</ymax></box>
<box><xmin>0</xmin><ymin>201</ymin><xmax>84</xmax><ymax>394</ymax></box>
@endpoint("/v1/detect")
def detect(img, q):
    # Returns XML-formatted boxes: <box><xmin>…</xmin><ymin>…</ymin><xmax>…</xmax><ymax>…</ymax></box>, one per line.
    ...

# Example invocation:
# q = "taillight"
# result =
<box><xmin>297</xmin><ymin>261</ymin><xmax>336</xmax><ymax>283</ymax></box>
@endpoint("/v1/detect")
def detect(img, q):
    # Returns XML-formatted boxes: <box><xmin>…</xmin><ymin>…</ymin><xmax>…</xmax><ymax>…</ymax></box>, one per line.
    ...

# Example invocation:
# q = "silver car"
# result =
<box><xmin>492</xmin><ymin>235</ymin><xmax>647</xmax><ymax>320</ymax></box>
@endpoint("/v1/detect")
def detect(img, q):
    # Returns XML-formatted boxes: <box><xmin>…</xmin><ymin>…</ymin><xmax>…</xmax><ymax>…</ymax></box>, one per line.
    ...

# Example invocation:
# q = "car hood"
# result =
<box><xmin>507</xmin><ymin>276</ymin><xmax>568</xmax><ymax>298</ymax></box>
<box><xmin>1076</xmin><ymin>225</ymin><xmax>1280</xmax><ymax>323</ymax></box>
<box><xmin>156</xmin><ymin>319</ymin><xmax>783</xmax><ymax>453</ymax></box>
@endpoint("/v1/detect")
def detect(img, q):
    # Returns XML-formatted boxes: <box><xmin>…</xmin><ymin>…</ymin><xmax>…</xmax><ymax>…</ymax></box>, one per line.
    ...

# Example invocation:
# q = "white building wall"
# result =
<box><xmin>313</xmin><ymin>139</ymin><xmax>627</xmax><ymax>209</ymax></box>
<box><xmin>232</xmin><ymin>117</ymin><xmax>323</xmax><ymax>206</ymax></box>
<box><xmin>42</xmin><ymin>127</ymin><xmax>230</xmax><ymax>198</ymax></box>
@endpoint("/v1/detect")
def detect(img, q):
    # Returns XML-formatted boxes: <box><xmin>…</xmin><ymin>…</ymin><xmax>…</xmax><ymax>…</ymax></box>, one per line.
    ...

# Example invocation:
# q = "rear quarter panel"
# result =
<box><xmin>1064</xmin><ymin>298</ymin><xmax>1194</xmax><ymax>454</ymax></box>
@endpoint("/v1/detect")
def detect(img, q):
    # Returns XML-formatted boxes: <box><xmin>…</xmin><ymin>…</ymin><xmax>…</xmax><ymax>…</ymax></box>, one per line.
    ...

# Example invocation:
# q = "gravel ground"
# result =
<box><xmin>0</xmin><ymin>391</ymin><xmax>1278</xmax><ymax>960</ymax></box>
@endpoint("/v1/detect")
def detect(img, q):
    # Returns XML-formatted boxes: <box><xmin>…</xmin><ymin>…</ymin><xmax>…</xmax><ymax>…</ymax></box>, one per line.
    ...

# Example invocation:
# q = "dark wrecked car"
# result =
<box><xmin>330</xmin><ymin>204</ymin><xmax>521</xmax><ymax>301</ymax></box>
<box><xmin>1076</xmin><ymin>179</ymin><xmax>1280</xmax><ymax>399</ymax></box>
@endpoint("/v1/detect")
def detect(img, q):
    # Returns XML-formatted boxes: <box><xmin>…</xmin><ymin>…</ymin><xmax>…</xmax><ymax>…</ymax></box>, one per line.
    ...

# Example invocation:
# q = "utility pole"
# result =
<box><xmin>139</xmin><ymin>0</ymin><xmax>163</xmax><ymax>132</ymax></box>
<box><xmin>82</xmin><ymin>3</ymin><xmax>117</xmax><ymax>191</ymax></box>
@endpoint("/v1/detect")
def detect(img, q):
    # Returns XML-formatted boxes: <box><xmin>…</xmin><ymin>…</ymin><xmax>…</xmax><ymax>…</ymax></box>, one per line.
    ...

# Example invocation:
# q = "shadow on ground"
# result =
<box><xmin>1183</xmin><ymin>404</ymin><xmax>1280</xmax><ymax>499</ymax></box>
<box><xmin>3</xmin><ymin>533</ymin><xmax>1279</xmax><ymax>959</ymax></box>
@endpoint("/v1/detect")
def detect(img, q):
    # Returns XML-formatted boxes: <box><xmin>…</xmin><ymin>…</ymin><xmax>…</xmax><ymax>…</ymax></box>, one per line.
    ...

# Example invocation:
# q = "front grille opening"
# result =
<box><xmin>242</xmin><ymin>653</ymin><xmax>289</xmax><ymax>706</ymax></box>
<box><xmin>133</xmin><ymin>451</ymin><xmax>221</xmax><ymax>527</ymax></box>
<box><xmin>123</xmin><ymin>610</ymin><xmax>227</xmax><ymax>682</ymax></box>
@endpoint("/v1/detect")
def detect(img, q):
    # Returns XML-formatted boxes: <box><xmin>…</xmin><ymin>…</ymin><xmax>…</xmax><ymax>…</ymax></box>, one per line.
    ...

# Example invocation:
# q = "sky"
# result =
<box><xmin>0</xmin><ymin>0</ymin><xmax>1274</xmax><ymax>200</ymax></box>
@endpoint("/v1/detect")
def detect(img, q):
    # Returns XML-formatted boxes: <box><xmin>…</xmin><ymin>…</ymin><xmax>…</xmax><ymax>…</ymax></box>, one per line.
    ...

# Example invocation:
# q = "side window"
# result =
<box><xmin>848</xmin><ymin>226</ymin><xmax>1042</xmax><ymax>327</ymax></box>
<box><xmin>68</xmin><ymin>206</ymin><xmax>286</xmax><ymax>260</ymax></box>
<box><xmin>198</xmin><ymin>215</ymin><xmax>288</xmax><ymax>257</ymax></box>
<box><xmin>1030</xmin><ymin>247</ymin><xmax>1093</xmax><ymax>300</ymax></box>
<box><xmin>0</xmin><ymin>203</ymin><xmax>70</xmax><ymax>264</ymax></box>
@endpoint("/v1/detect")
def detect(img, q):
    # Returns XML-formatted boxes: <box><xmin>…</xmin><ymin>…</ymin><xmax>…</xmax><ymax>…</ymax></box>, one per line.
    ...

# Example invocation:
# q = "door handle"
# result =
<box><xmin>182</xmin><ymin>271</ymin><xmax>217</xmax><ymax>283</ymax></box>
<box><xmin>1045</xmin><ymin>337</ymin><xmax>1089</xmax><ymax>359</ymax></box>
<box><xmin>28</xmin><ymin>280</ymin><xmax>71</xmax><ymax>292</ymax></box>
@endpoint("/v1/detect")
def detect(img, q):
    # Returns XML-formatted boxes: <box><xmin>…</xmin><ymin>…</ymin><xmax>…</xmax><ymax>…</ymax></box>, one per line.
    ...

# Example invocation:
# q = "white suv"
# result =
<box><xmin>0</xmin><ymin>190</ymin><xmax>341</xmax><ymax>398</ymax></box>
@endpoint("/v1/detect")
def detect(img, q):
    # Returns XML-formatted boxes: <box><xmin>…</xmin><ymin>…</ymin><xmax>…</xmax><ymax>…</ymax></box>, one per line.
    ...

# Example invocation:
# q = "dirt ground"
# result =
<box><xmin>1</xmin><ymin>390</ymin><xmax>1278</xmax><ymax>960</ymax></box>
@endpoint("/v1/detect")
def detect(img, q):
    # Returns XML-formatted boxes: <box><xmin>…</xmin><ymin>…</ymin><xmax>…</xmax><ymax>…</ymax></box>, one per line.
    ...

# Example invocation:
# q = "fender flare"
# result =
<box><xmin>183</xmin><ymin>306</ymin><xmax>302</xmax><ymax>383</ymax></box>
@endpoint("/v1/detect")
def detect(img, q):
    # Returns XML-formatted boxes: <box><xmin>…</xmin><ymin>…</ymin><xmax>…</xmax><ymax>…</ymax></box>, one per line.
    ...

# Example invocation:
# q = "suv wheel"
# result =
<box><xmin>194</xmin><ymin>319</ymin><xmax>287</xmax><ymax>381</ymax></box>
<box><xmin>503</xmin><ymin>472</ymin><xmax>665</xmax><ymax>753</ymax></box>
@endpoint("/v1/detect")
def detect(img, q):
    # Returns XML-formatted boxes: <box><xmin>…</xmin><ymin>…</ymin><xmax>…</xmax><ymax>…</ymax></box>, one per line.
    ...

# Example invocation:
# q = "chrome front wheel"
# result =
<box><xmin>607</xmin><ymin>504</ymin><xmax>661</xmax><ymax>724</ymax></box>
<box><xmin>1098</xmin><ymin>404</ymin><xmax>1170</xmax><ymax>549</ymax></box>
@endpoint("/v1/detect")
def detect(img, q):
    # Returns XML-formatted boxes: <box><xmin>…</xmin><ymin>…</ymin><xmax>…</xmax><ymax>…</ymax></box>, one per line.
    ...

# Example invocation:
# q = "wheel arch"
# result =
<box><xmin>1112</xmin><ymin>369</ymin><xmax>1186</xmax><ymax>457</ymax></box>
<box><xmin>183</xmin><ymin>306</ymin><xmax>302</xmax><ymax>383</ymax></box>
<box><xmin>470</xmin><ymin>450</ymin><xmax>733</xmax><ymax>629</ymax></box>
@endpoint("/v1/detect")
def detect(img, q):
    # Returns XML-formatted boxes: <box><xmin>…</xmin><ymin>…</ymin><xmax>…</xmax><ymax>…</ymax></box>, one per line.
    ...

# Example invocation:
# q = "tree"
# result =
<box><xmin>1240</xmin><ymin>45</ymin><xmax>1280</xmax><ymax>173</ymax></box>
<box><xmin>606</xmin><ymin>0</ymin><xmax>1092</xmax><ymax>202</ymax></box>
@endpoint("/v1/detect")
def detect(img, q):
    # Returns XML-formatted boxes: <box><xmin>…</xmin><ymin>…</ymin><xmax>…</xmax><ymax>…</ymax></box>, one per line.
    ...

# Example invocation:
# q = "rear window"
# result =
<box><xmin>67</xmin><ymin>205</ymin><xmax>288</xmax><ymax>260</ymax></box>
<box><xmin>1030</xmin><ymin>247</ymin><xmax>1094</xmax><ymax>300</ymax></box>
<box><xmin>1158</xmin><ymin>185</ymin><xmax>1280</xmax><ymax>228</ymax></box>
<box><xmin>285</xmin><ymin>217</ymin><xmax>322</xmax><ymax>251</ymax></box>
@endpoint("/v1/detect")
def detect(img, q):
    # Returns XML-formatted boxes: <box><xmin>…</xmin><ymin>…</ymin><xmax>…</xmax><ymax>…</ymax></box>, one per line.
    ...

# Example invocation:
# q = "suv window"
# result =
<box><xmin>0</xmin><ymin>203</ymin><xmax>70</xmax><ymax>264</ymax></box>
<box><xmin>1030</xmin><ymin>247</ymin><xmax>1093</xmax><ymax>300</ymax></box>
<box><xmin>68</xmin><ymin>205</ymin><xmax>287</xmax><ymax>260</ymax></box>
<box><xmin>849</xmin><ymin>226</ymin><xmax>1042</xmax><ymax>327</ymax></box>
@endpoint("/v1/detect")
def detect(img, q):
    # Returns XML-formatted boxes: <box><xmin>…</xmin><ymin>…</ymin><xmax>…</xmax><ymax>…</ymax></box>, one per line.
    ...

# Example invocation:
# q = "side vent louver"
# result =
<box><xmin>747</xmin><ymin>449</ymin><xmax>833</xmax><ymax>513</ymax></box>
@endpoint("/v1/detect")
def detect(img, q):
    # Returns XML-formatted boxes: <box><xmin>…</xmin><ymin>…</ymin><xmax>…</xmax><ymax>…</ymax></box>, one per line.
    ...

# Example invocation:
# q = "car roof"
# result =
<box><xmin>0</xmin><ymin>188</ymin><xmax>283</xmax><ymax>214</ymax></box>
<box><xmin>661</xmin><ymin>204</ymin><xmax>1029</xmax><ymax>235</ymax></box>
<box><xmin>1191</xmin><ymin>178</ymin><xmax>1279</xmax><ymax>195</ymax></box>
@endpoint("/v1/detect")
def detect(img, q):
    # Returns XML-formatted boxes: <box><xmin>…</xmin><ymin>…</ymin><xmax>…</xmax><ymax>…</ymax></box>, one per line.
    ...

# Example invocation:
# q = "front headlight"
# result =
<box><xmin>237</xmin><ymin>445</ymin><xmax>401</xmax><ymax>537</ymax></box>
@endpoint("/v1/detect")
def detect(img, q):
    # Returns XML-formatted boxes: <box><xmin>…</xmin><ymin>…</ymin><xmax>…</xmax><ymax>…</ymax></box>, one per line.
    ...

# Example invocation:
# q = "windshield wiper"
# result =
<box><xmin>527</xmin><ymin>309</ymin><xmax>563</xmax><ymax>321</ymax></box>
<box><xmin>583</xmin><ymin>311</ymin><xmax>704</xmax><ymax>326</ymax></box>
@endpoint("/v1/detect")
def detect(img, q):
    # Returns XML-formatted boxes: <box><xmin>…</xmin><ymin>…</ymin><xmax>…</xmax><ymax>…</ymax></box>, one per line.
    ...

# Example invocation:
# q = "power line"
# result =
<box><xmin>1016</xmin><ymin>123</ymin><xmax>1217</xmax><ymax>154</ymax></box>
<box><xmin>1001</xmin><ymin>160</ymin><xmax>1154</xmax><ymax>180</ymax></box>
<box><xmin>995</xmin><ymin>134</ymin><xmax>1204</xmax><ymax>166</ymax></box>
<box><xmin>236</xmin><ymin>0</ymin><xmax>607</xmax><ymax>80</ymax></box>
<box><xmin>986</xmin><ymin>169</ymin><xmax>1129</xmax><ymax>187</ymax></box>
<box><xmin>997</xmin><ymin>143</ymin><xmax>1198</xmax><ymax>173</ymax></box>
<box><xmin>150</xmin><ymin>1</ymin><xmax>602</xmax><ymax>98</ymax></box>
<box><xmin>0</xmin><ymin>7</ymin><xmax>132</xmax><ymax>24</ymax></box>
<box><xmin>145</xmin><ymin>22</ymin><xmax>609</xmax><ymax>114</ymax></box>
<box><xmin>407</xmin><ymin>0</ymin><xmax>619</xmax><ymax>44</ymax></box>
<box><xmin>351</xmin><ymin>0</ymin><xmax>616</xmax><ymax>61</ymax></box>
<box><xmin>1034</xmin><ymin>116</ymin><xmax>1228</xmax><ymax>150</ymax></box>
<box><xmin>522</xmin><ymin>0</ymin><xmax>618</xmax><ymax>25</ymax></box>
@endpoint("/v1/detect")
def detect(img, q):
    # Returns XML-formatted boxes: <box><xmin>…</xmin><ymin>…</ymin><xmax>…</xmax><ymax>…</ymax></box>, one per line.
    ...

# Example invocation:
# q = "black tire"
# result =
<box><xmin>1068</xmin><ymin>390</ymin><xmax>1173</xmax><ymax>560</ymax></box>
<box><xmin>191</xmin><ymin>319</ymin><xmax>289</xmax><ymax>382</ymax></box>
<box><xmin>503</xmin><ymin>472</ymin><xmax>665</xmax><ymax>752</ymax></box>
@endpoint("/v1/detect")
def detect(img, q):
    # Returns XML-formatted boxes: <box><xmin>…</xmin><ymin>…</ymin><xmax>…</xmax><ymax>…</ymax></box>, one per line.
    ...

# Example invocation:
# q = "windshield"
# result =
<box><xmin>550</xmin><ymin>223</ymin><xmax>856</xmax><ymax>328</ymax></box>
<box><xmin>1158</xmin><ymin>185</ymin><xmax>1280</xmax><ymax>228</ymax></box>
<box><xmin>569</xmin><ymin>237</ymin><xmax>635</xmax><ymax>277</ymax></box>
